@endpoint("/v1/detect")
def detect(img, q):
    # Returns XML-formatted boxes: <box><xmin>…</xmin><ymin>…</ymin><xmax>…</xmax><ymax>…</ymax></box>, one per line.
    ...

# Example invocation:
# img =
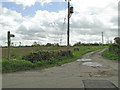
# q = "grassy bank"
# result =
<box><xmin>102</xmin><ymin>48</ymin><xmax>119</xmax><ymax>60</ymax></box>
<box><xmin>2</xmin><ymin>46</ymin><xmax>106</xmax><ymax>73</ymax></box>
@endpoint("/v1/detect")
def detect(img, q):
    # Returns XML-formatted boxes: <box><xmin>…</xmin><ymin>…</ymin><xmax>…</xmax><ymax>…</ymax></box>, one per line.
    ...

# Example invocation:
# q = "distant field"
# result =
<box><xmin>2</xmin><ymin>46</ymin><xmax>94</xmax><ymax>59</ymax></box>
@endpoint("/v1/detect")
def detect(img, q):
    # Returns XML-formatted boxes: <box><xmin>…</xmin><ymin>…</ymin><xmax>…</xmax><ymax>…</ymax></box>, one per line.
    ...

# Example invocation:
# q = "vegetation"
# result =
<box><xmin>102</xmin><ymin>49</ymin><xmax>118</xmax><ymax>60</ymax></box>
<box><xmin>102</xmin><ymin>37</ymin><xmax>120</xmax><ymax>60</ymax></box>
<box><xmin>2</xmin><ymin>59</ymin><xmax>34</xmax><ymax>72</ymax></box>
<box><xmin>2</xmin><ymin>46</ymin><xmax>106</xmax><ymax>73</ymax></box>
<box><xmin>114</xmin><ymin>37</ymin><xmax>120</xmax><ymax>44</ymax></box>
<box><xmin>73</xmin><ymin>42</ymin><xmax>104</xmax><ymax>46</ymax></box>
<box><xmin>22</xmin><ymin>50</ymin><xmax>73</xmax><ymax>63</ymax></box>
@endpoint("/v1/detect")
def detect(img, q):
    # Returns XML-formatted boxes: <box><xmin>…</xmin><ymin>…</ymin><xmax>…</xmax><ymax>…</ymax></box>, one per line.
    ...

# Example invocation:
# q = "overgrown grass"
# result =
<box><xmin>102</xmin><ymin>49</ymin><xmax>119</xmax><ymax>60</ymax></box>
<box><xmin>2</xmin><ymin>46</ymin><xmax>106</xmax><ymax>73</ymax></box>
<box><xmin>2</xmin><ymin>59</ymin><xmax>34</xmax><ymax>72</ymax></box>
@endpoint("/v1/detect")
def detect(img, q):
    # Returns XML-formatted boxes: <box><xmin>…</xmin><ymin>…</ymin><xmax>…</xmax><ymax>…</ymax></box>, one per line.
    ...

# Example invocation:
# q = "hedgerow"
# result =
<box><xmin>22</xmin><ymin>50</ymin><xmax>73</xmax><ymax>63</ymax></box>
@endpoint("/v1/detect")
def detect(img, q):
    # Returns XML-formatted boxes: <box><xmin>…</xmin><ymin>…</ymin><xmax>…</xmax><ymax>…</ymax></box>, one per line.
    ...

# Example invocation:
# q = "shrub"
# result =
<box><xmin>109</xmin><ymin>44</ymin><xmax>120</xmax><ymax>54</ymax></box>
<box><xmin>114</xmin><ymin>37</ymin><xmax>120</xmax><ymax>44</ymax></box>
<box><xmin>74</xmin><ymin>48</ymin><xmax>79</xmax><ymax>51</ymax></box>
<box><xmin>22</xmin><ymin>50</ymin><xmax>73</xmax><ymax>63</ymax></box>
<box><xmin>34</xmin><ymin>61</ymin><xmax>47</xmax><ymax>67</ymax></box>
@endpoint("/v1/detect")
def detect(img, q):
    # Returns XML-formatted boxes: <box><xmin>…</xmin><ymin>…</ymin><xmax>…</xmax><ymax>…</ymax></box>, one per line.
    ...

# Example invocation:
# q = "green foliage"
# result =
<box><xmin>22</xmin><ymin>50</ymin><xmax>73</xmax><ymax>63</ymax></box>
<box><xmin>114</xmin><ymin>37</ymin><xmax>120</xmax><ymax>44</ymax></box>
<box><xmin>46</xmin><ymin>43</ymin><xmax>53</xmax><ymax>46</ymax></box>
<box><xmin>45</xmin><ymin>43</ymin><xmax>59</xmax><ymax>47</ymax></box>
<box><xmin>103</xmin><ymin>49</ymin><xmax>118</xmax><ymax>60</ymax></box>
<box><xmin>73</xmin><ymin>42</ymin><xmax>102</xmax><ymax>46</ymax></box>
<box><xmin>109</xmin><ymin>44</ymin><xmax>120</xmax><ymax>54</ymax></box>
<box><xmin>2</xmin><ymin>59</ymin><xmax>34</xmax><ymax>73</ymax></box>
<box><xmin>73</xmin><ymin>48</ymin><xmax>79</xmax><ymax>51</ymax></box>
<box><xmin>106</xmin><ymin>39</ymin><xmax>120</xmax><ymax>60</ymax></box>
<box><xmin>74</xmin><ymin>42</ymin><xmax>81</xmax><ymax>46</ymax></box>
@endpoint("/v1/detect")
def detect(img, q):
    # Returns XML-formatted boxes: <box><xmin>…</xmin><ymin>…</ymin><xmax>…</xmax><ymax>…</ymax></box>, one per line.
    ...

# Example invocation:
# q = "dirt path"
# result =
<box><xmin>2</xmin><ymin>49</ymin><xmax>118</xmax><ymax>88</ymax></box>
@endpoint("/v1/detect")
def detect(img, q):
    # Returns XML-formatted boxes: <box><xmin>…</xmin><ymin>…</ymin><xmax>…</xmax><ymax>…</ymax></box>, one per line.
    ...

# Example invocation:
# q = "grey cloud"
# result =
<box><xmin>111</xmin><ymin>16</ymin><xmax>118</xmax><ymax>26</ymax></box>
<box><xmin>16</xmin><ymin>24</ymin><xmax>46</xmax><ymax>40</ymax></box>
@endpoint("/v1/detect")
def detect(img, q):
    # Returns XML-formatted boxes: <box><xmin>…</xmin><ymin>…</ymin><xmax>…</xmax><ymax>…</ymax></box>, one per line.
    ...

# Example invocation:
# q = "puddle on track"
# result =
<box><xmin>76</xmin><ymin>59</ymin><xmax>91</xmax><ymax>62</ymax></box>
<box><xmin>82</xmin><ymin>62</ymin><xmax>102</xmax><ymax>67</ymax></box>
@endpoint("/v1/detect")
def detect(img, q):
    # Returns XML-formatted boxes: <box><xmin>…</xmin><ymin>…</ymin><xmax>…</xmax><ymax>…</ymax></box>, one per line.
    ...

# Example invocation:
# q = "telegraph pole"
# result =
<box><xmin>66</xmin><ymin>0</ymin><xmax>73</xmax><ymax>46</ymax></box>
<box><xmin>102</xmin><ymin>32</ymin><xmax>104</xmax><ymax>45</ymax></box>
<box><xmin>67</xmin><ymin>0</ymin><xmax>70</xmax><ymax>46</ymax></box>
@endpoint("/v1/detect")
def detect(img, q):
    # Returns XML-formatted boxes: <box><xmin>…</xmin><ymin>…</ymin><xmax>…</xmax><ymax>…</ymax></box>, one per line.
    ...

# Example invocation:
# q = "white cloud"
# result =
<box><xmin>0</xmin><ymin>0</ymin><xmax>119</xmax><ymax>46</ymax></box>
<box><xmin>0</xmin><ymin>4</ymin><xmax>24</xmax><ymax>46</ymax></box>
<box><xmin>15</xmin><ymin>9</ymin><xmax>67</xmax><ymax>45</ymax></box>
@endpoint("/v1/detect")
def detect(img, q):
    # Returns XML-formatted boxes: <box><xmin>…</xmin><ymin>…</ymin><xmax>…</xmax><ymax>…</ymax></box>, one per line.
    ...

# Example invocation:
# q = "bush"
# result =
<box><xmin>109</xmin><ymin>44</ymin><xmax>120</xmax><ymax>54</ymax></box>
<box><xmin>22</xmin><ymin>50</ymin><xmax>73</xmax><ymax>63</ymax></box>
<box><xmin>114</xmin><ymin>37</ymin><xmax>120</xmax><ymax>44</ymax></box>
<box><xmin>74</xmin><ymin>48</ymin><xmax>79</xmax><ymax>51</ymax></box>
<box><xmin>34</xmin><ymin>61</ymin><xmax>47</xmax><ymax>67</ymax></box>
<box><xmin>2</xmin><ymin>60</ymin><xmax>34</xmax><ymax>72</ymax></box>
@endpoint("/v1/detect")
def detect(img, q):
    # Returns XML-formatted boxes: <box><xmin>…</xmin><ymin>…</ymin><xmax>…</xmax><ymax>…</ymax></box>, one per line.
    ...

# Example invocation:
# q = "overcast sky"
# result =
<box><xmin>0</xmin><ymin>0</ymin><xmax>119</xmax><ymax>46</ymax></box>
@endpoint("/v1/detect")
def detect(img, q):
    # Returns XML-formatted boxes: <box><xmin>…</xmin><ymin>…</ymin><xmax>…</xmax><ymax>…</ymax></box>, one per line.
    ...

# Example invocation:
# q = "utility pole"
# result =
<box><xmin>102</xmin><ymin>32</ymin><xmax>104</xmax><ymax>45</ymax></box>
<box><xmin>65</xmin><ymin>0</ymin><xmax>73</xmax><ymax>46</ymax></box>
<box><xmin>67</xmin><ymin>0</ymin><xmax>70</xmax><ymax>46</ymax></box>
<box><xmin>19</xmin><ymin>42</ymin><xmax>21</xmax><ymax>46</ymax></box>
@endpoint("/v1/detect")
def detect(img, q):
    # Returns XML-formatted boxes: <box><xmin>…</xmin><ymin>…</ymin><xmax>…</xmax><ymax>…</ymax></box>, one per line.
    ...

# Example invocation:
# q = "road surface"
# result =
<box><xmin>2</xmin><ymin>49</ymin><xmax>118</xmax><ymax>88</ymax></box>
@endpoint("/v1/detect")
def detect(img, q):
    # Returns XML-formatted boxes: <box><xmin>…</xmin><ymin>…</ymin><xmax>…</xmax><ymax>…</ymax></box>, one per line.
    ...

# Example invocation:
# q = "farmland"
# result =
<box><xmin>2</xmin><ymin>46</ymin><xmax>106</xmax><ymax>73</ymax></box>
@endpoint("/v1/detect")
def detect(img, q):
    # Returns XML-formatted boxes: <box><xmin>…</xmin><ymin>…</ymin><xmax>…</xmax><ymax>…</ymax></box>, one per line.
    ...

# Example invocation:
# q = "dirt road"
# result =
<box><xmin>2</xmin><ymin>49</ymin><xmax>118</xmax><ymax>88</ymax></box>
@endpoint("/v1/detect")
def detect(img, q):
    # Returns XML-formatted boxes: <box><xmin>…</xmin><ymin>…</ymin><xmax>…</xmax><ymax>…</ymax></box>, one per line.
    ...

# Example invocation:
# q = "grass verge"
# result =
<box><xmin>102</xmin><ymin>48</ymin><xmax>119</xmax><ymax>60</ymax></box>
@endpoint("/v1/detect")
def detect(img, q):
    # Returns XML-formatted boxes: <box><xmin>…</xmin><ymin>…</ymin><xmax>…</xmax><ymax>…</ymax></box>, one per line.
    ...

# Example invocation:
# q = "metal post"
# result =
<box><xmin>67</xmin><ymin>0</ymin><xmax>70</xmax><ymax>46</ymax></box>
<box><xmin>8</xmin><ymin>31</ymin><xmax>10</xmax><ymax>60</ymax></box>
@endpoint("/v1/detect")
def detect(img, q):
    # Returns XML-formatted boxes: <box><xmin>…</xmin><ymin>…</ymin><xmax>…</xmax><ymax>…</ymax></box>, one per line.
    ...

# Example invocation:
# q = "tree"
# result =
<box><xmin>73</xmin><ymin>41</ymin><xmax>81</xmax><ymax>46</ymax></box>
<box><xmin>33</xmin><ymin>41</ymin><xmax>38</xmax><ymax>46</ymax></box>
<box><xmin>114</xmin><ymin>37</ymin><xmax>120</xmax><ymax>44</ymax></box>
<box><xmin>46</xmin><ymin>43</ymin><xmax>53</xmax><ymax>46</ymax></box>
<box><xmin>55</xmin><ymin>43</ymin><xmax>59</xmax><ymax>47</ymax></box>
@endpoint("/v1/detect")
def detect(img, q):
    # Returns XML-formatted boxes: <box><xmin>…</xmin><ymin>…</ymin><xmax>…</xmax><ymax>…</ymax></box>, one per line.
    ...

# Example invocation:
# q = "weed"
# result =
<box><xmin>102</xmin><ymin>49</ymin><xmax>118</xmax><ymax>60</ymax></box>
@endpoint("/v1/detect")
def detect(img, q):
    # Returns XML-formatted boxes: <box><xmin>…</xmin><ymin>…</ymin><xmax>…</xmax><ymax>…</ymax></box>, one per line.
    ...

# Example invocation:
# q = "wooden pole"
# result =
<box><xmin>102</xmin><ymin>32</ymin><xmax>104</xmax><ymax>45</ymax></box>
<box><xmin>67</xmin><ymin>0</ymin><xmax>70</xmax><ymax>47</ymax></box>
<box><xmin>8</xmin><ymin>31</ymin><xmax>10</xmax><ymax>60</ymax></box>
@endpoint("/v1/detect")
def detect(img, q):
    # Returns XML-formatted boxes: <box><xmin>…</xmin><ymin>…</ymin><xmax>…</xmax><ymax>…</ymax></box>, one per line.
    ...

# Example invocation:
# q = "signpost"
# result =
<box><xmin>7</xmin><ymin>31</ymin><xmax>15</xmax><ymax>60</ymax></box>
<box><xmin>10</xmin><ymin>34</ymin><xmax>15</xmax><ymax>37</ymax></box>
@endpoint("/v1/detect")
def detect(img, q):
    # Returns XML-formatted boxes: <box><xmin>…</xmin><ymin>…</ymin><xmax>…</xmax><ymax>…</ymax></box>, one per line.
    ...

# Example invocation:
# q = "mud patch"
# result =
<box><xmin>95</xmin><ymin>70</ymin><xmax>118</xmax><ymax>76</ymax></box>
